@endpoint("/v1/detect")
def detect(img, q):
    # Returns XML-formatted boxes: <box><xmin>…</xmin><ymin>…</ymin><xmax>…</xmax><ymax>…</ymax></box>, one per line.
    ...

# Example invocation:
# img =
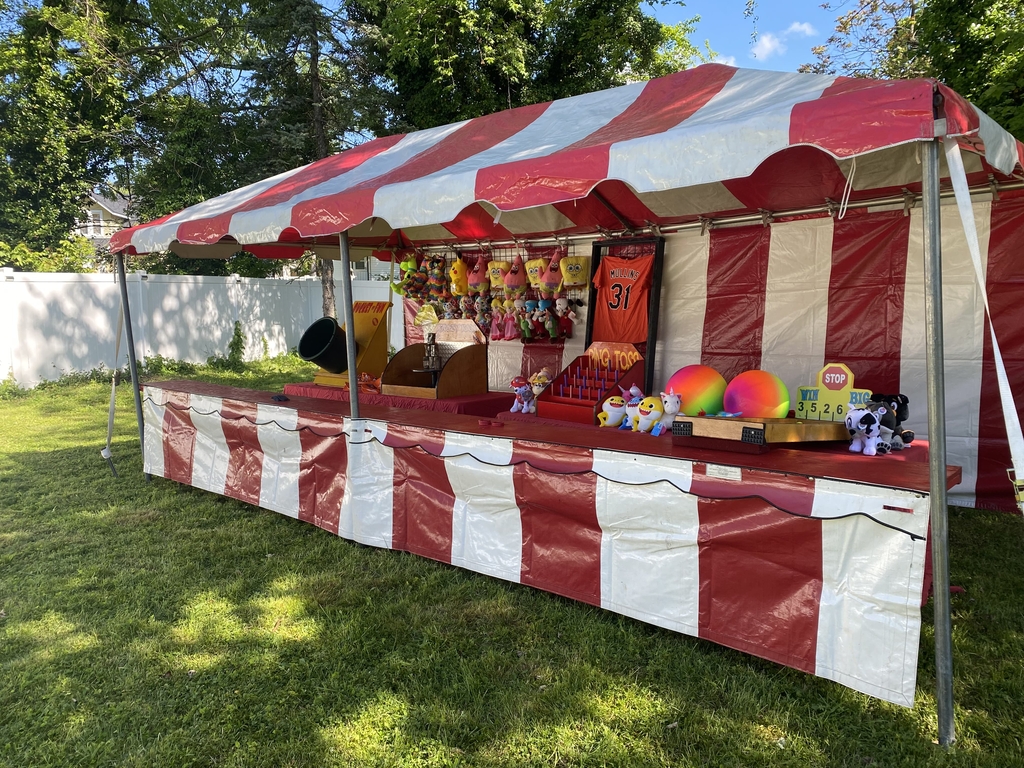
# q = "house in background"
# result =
<box><xmin>74</xmin><ymin>191</ymin><xmax>130</xmax><ymax>246</ymax></box>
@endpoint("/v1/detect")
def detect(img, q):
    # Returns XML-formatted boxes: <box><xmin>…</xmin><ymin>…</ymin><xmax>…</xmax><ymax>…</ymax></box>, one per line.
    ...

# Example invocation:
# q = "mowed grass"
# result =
<box><xmin>2</xmin><ymin>358</ymin><xmax>1023</xmax><ymax>767</ymax></box>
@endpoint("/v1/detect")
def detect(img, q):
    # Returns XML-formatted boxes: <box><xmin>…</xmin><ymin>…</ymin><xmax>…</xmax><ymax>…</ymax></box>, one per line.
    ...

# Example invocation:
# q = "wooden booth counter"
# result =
<box><xmin>142</xmin><ymin>379</ymin><xmax>960</xmax><ymax>710</ymax></box>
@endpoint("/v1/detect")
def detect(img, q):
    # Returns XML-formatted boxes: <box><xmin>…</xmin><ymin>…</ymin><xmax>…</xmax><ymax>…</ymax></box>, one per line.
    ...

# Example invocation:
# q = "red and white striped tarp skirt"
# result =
<box><xmin>144</xmin><ymin>385</ymin><xmax>931</xmax><ymax>707</ymax></box>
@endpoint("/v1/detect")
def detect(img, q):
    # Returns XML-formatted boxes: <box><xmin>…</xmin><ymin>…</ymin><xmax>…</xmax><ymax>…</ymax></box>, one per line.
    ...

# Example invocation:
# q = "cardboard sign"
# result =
<box><xmin>795</xmin><ymin>362</ymin><xmax>871</xmax><ymax>422</ymax></box>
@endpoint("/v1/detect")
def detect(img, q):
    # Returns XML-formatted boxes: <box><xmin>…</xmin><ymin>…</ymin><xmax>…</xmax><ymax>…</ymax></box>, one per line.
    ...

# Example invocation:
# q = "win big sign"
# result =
<box><xmin>795</xmin><ymin>363</ymin><xmax>871</xmax><ymax>422</ymax></box>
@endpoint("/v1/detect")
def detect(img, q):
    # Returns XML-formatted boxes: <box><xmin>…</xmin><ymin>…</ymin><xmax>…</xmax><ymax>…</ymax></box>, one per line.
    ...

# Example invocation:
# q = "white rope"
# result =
<box><xmin>944</xmin><ymin>139</ymin><xmax>1024</xmax><ymax>509</ymax></box>
<box><xmin>838</xmin><ymin>157</ymin><xmax>857</xmax><ymax>220</ymax></box>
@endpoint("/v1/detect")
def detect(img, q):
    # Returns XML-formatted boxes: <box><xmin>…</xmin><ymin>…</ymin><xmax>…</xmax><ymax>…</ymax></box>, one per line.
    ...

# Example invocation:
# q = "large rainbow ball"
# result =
<box><xmin>664</xmin><ymin>365</ymin><xmax>727</xmax><ymax>416</ymax></box>
<box><xmin>723</xmin><ymin>370</ymin><xmax>791</xmax><ymax>419</ymax></box>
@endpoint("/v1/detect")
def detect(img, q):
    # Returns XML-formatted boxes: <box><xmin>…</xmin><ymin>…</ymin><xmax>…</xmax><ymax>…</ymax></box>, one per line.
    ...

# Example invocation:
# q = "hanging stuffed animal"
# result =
<box><xmin>390</xmin><ymin>253</ymin><xmax>419</xmax><ymax>296</ymax></box>
<box><xmin>525</xmin><ymin>255</ymin><xmax>549</xmax><ymax>293</ymax></box>
<box><xmin>467</xmin><ymin>254</ymin><xmax>491</xmax><ymax>297</ymax></box>
<box><xmin>427</xmin><ymin>256</ymin><xmax>448</xmax><ymax>300</ymax></box>
<box><xmin>559</xmin><ymin>254</ymin><xmax>589</xmax><ymax>288</ymax></box>
<box><xmin>502</xmin><ymin>299</ymin><xmax>520</xmax><ymax>340</ymax></box>
<box><xmin>474</xmin><ymin>295</ymin><xmax>491</xmax><ymax>336</ymax></box>
<box><xmin>489</xmin><ymin>298</ymin><xmax>505</xmax><ymax>341</ymax></box>
<box><xmin>554</xmin><ymin>297</ymin><xmax>576</xmax><ymax>339</ymax></box>
<box><xmin>539</xmin><ymin>250</ymin><xmax>564</xmax><ymax>299</ymax></box>
<box><xmin>459</xmin><ymin>294</ymin><xmax>475</xmax><ymax>320</ymax></box>
<box><xmin>449</xmin><ymin>257</ymin><xmax>469</xmax><ymax>297</ymax></box>
<box><xmin>503</xmin><ymin>253</ymin><xmax>528</xmax><ymax>300</ymax></box>
<box><xmin>488</xmin><ymin>260</ymin><xmax>511</xmax><ymax>294</ymax></box>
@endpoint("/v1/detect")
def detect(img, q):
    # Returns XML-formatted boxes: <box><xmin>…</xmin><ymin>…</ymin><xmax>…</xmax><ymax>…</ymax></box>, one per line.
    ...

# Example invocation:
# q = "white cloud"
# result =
<box><xmin>714</xmin><ymin>55</ymin><xmax>738</xmax><ymax>66</ymax></box>
<box><xmin>786</xmin><ymin>22</ymin><xmax>817</xmax><ymax>37</ymax></box>
<box><xmin>751</xmin><ymin>32</ymin><xmax>786</xmax><ymax>60</ymax></box>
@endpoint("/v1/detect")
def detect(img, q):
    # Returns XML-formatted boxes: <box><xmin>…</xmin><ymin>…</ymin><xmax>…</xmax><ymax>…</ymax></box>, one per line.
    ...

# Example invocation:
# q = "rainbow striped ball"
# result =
<box><xmin>664</xmin><ymin>365</ymin><xmax>727</xmax><ymax>416</ymax></box>
<box><xmin>723</xmin><ymin>370</ymin><xmax>790</xmax><ymax>419</ymax></box>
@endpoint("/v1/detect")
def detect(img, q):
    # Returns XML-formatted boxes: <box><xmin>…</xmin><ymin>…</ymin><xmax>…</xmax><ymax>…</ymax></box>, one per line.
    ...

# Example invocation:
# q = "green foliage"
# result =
<box><xmin>0</xmin><ymin>369</ymin><xmax>28</xmax><ymax>401</ymax></box>
<box><xmin>207</xmin><ymin>321</ymin><xmax>247</xmax><ymax>371</ymax></box>
<box><xmin>0</xmin><ymin>236</ymin><xmax>96</xmax><ymax>272</ymax></box>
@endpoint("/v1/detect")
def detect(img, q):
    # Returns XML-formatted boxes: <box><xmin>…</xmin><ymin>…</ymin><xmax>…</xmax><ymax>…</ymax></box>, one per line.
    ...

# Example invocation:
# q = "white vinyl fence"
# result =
<box><xmin>0</xmin><ymin>268</ymin><xmax>405</xmax><ymax>387</ymax></box>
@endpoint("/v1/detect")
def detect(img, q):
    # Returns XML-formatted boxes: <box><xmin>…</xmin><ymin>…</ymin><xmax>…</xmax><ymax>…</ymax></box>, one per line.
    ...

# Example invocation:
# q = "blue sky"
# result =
<box><xmin>648</xmin><ymin>0</ymin><xmax>840</xmax><ymax>73</ymax></box>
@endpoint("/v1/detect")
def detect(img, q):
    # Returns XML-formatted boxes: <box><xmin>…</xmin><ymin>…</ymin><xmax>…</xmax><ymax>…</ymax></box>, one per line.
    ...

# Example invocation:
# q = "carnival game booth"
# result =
<box><xmin>110</xmin><ymin>64</ymin><xmax>1024</xmax><ymax>740</ymax></box>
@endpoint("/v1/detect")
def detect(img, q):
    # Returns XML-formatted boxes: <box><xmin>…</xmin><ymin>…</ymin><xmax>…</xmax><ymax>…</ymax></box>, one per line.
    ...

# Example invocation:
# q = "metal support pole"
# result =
<box><xmin>922</xmin><ymin>137</ymin><xmax>955</xmax><ymax>746</ymax></box>
<box><xmin>115</xmin><ymin>253</ymin><xmax>150</xmax><ymax>481</ymax></box>
<box><xmin>338</xmin><ymin>231</ymin><xmax>360</xmax><ymax>419</ymax></box>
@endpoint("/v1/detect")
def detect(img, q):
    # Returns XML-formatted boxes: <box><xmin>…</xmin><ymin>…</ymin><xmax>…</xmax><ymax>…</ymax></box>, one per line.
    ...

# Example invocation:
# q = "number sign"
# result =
<box><xmin>795</xmin><ymin>363</ymin><xmax>871</xmax><ymax>422</ymax></box>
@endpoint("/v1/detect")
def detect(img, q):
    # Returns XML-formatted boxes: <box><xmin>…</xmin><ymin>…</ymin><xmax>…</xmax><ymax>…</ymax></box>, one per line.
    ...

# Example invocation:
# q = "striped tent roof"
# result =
<box><xmin>110</xmin><ymin>63</ymin><xmax>1023</xmax><ymax>259</ymax></box>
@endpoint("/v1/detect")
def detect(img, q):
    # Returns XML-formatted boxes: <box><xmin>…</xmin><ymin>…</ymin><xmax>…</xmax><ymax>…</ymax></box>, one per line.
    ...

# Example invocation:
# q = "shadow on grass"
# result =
<box><xmin>1</xmin><ymin>442</ymin><xmax>1023</xmax><ymax>767</ymax></box>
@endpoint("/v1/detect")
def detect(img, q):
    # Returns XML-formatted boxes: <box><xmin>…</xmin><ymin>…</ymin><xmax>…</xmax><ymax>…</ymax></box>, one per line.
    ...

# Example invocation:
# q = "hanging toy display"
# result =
<box><xmin>503</xmin><ymin>252</ymin><xmax>528</xmax><ymax>300</ymax></box>
<box><xmin>474</xmin><ymin>295</ymin><xmax>491</xmax><ymax>337</ymax></box>
<box><xmin>502</xmin><ymin>299</ymin><xmax>520</xmax><ymax>340</ymax></box>
<box><xmin>427</xmin><ymin>256</ymin><xmax>448</xmax><ymax>301</ymax></box>
<box><xmin>488</xmin><ymin>259</ymin><xmax>511</xmax><ymax>294</ymax></box>
<box><xmin>538</xmin><ymin>248</ymin><xmax>564</xmax><ymax>300</ymax></box>
<box><xmin>489</xmin><ymin>298</ymin><xmax>505</xmax><ymax>341</ymax></box>
<box><xmin>390</xmin><ymin>253</ymin><xmax>419</xmax><ymax>297</ymax></box>
<box><xmin>459</xmin><ymin>294</ymin><xmax>475</xmax><ymax>320</ymax></box>
<box><xmin>554</xmin><ymin>297</ymin><xmax>576</xmax><ymax>339</ymax></box>
<box><xmin>467</xmin><ymin>253</ymin><xmax>491</xmax><ymax>298</ymax></box>
<box><xmin>525</xmin><ymin>254</ymin><xmax>549</xmax><ymax>294</ymax></box>
<box><xmin>449</xmin><ymin>256</ymin><xmax>469</xmax><ymax>297</ymax></box>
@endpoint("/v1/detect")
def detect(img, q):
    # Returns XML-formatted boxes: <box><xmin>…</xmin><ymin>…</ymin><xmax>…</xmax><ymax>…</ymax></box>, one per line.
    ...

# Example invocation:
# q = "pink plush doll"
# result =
<box><xmin>539</xmin><ymin>250</ymin><xmax>564</xmax><ymax>299</ymax></box>
<box><xmin>467</xmin><ymin>254</ymin><xmax>491</xmax><ymax>296</ymax></box>
<box><xmin>503</xmin><ymin>299</ymin><xmax>520</xmax><ymax>340</ymax></box>
<box><xmin>502</xmin><ymin>253</ymin><xmax>528</xmax><ymax>300</ymax></box>
<box><xmin>489</xmin><ymin>298</ymin><xmax>505</xmax><ymax>341</ymax></box>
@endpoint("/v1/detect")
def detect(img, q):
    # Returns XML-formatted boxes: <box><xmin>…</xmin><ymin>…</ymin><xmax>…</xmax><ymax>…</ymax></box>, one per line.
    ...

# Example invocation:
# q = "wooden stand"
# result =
<box><xmin>380</xmin><ymin>319</ymin><xmax>488</xmax><ymax>399</ymax></box>
<box><xmin>672</xmin><ymin>415</ymin><xmax>850</xmax><ymax>454</ymax></box>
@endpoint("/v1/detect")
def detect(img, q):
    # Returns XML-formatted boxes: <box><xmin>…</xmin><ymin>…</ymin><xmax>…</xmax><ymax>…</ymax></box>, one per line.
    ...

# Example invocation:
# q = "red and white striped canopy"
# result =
<box><xmin>111</xmin><ymin>63</ymin><xmax>1023</xmax><ymax>258</ymax></box>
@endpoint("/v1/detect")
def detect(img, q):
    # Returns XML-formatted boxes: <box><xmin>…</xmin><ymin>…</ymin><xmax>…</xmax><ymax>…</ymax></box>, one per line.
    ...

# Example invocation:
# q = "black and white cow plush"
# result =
<box><xmin>846</xmin><ymin>401</ymin><xmax>897</xmax><ymax>456</ymax></box>
<box><xmin>869</xmin><ymin>393</ymin><xmax>914</xmax><ymax>449</ymax></box>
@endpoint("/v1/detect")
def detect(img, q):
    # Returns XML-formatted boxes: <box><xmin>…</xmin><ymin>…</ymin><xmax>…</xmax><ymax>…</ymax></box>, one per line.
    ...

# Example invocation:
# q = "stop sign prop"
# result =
<box><xmin>795</xmin><ymin>363</ymin><xmax>871</xmax><ymax>422</ymax></box>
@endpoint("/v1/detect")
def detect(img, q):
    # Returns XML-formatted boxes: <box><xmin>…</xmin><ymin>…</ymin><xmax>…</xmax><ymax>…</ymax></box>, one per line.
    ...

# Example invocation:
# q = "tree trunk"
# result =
<box><xmin>309</xmin><ymin>18</ymin><xmax>335</xmax><ymax>316</ymax></box>
<box><xmin>320</xmin><ymin>257</ymin><xmax>337</xmax><ymax>318</ymax></box>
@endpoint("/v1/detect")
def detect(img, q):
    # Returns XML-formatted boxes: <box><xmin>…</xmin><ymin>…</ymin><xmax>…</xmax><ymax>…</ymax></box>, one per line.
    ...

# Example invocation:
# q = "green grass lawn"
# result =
<box><xmin>2</xmin><ymin>357</ymin><xmax>1023</xmax><ymax>767</ymax></box>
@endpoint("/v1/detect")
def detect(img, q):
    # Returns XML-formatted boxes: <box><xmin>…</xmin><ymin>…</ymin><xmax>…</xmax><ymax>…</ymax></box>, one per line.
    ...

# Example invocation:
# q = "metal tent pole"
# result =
<box><xmin>338</xmin><ymin>231</ymin><xmax>360</xmax><ymax>419</ymax></box>
<box><xmin>922</xmin><ymin>135</ymin><xmax>955</xmax><ymax>746</ymax></box>
<box><xmin>115</xmin><ymin>252</ymin><xmax>151</xmax><ymax>480</ymax></box>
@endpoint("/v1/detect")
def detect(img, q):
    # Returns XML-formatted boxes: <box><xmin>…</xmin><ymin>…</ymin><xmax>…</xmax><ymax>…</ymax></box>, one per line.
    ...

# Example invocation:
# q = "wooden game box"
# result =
<box><xmin>671</xmin><ymin>415</ymin><xmax>849</xmax><ymax>454</ymax></box>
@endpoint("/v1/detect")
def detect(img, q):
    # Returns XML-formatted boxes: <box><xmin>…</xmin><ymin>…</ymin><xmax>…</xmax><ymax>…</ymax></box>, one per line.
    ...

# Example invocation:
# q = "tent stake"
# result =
<box><xmin>923</xmin><ymin>135</ymin><xmax>955</xmax><ymax>746</ymax></box>
<box><xmin>115</xmin><ymin>252</ymin><xmax>150</xmax><ymax>481</ymax></box>
<box><xmin>338</xmin><ymin>231</ymin><xmax>360</xmax><ymax>420</ymax></box>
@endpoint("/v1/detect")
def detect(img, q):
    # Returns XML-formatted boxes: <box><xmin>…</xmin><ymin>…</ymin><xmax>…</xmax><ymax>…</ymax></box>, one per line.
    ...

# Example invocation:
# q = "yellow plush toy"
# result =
<box><xmin>488</xmin><ymin>260</ymin><xmax>511</xmax><ymax>292</ymax></box>
<box><xmin>525</xmin><ymin>257</ymin><xmax>549</xmax><ymax>290</ymax></box>
<box><xmin>449</xmin><ymin>257</ymin><xmax>469</xmax><ymax>296</ymax></box>
<box><xmin>559</xmin><ymin>255</ymin><xmax>589</xmax><ymax>288</ymax></box>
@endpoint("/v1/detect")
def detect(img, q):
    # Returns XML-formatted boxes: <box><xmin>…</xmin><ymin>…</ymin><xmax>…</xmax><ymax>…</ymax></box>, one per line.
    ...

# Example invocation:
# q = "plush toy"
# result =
<box><xmin>427</xmin><ymin>256</ymin><xmax>448</xmax><ymax>300</ymax></box>
<box><xmin>559</xmin><ymin>255</ymin><xmax>589</xmax><ymax>288</ymax></box>
<box><xmin>619</xmin><ymin>389</ymin><xmax>646</xmax><ymax>430</ymax></box>
<box><xmin>442</xmin><ymin>296</ymin><xmax>461</xmax><ymax>320</ymax></box>
<box><xmin>869</xmin><ymin>393</ymin><xmax>914</xmax><ymax>449</ymax></box>
<box><xmin>845</xmin><ymin>401</ymin><xmax>896</xmax><ymax>456</ymax></box>
<box><xmin>489</xmin><ymin>299</ymin><xmax>505</xmax><ymax>341</ymax></box>
<box><xmin>539</xmin><ymin>250</ymin><xmax>564</xmax><ymax>299</ymax></box>
<box><xmin>467</xmin><ymin>254</ymin><xmax>491</xmax><ymax>296</ymax></box>
<box><xmin>633</xmin><ymin>396</ymin><xmax>665</xmax><ymax>433</ymax></box>
<box><xmin>525</xmin><ymin>256</ymin><xmax>549</xmax><ymax>292</ymax></box>
<box><xmin>502</xmin><ymin>299</ymin><xmax>520</xmax><ymax>340</ymax></box>
<box><xmin>598</xmin><ymin>394</ymin><xmax>629</xmax><ymax>427</ymax></box>
<box><xmin>488</xmin><ymin>260</ymin><xmax>511</xmax><ymax>293</ymax></box>
<box><xmin>503</xmin><ymin>253</ymin><xmax>528</xmax><ymax>300</ymax></box>
<box><xmin>474</xmin><ymin>295</ymin><xmax>491</xmax><ymax>336</ymax></box>
<box><xmin>449</xmin><ymin>257</ymin><xmax>469</xmax><ymax>296</ymax></box>
<box><xmin>390</xmin><ymin>254</ymin><xmax>419</xmax><ymax>296</ymax></box>
<box><xmin>529</xmin><ymin>368</ymin><xmax>553</xmax><ymax>400</ymax></box>
<box><xmin>537</xmin><ymin>300</ymin><xmax>558</xmax><ymax>340</ymax></box>
<box><xmin>554</xmin><ymin>297</ymin><xmax>576</xmax><ymax>339</ymax></box>
<box><xmin>520</xmin><ymin>299</ymin><xmax>538</xmax><ymax>341</ymax></box>
<box><xmin>510</xmin><ymin>375</ymin><xmax>535</xmax><ymax>414</ymax></box>
<box><xmin>651</xmin><ymin>390</ymin><xmax>682</xmax><ymax>436</ymax></box>
<box><xmin>459</xmin><ymin>294</ymin><xmax>475</xmax><ymax>320</ymax></box>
